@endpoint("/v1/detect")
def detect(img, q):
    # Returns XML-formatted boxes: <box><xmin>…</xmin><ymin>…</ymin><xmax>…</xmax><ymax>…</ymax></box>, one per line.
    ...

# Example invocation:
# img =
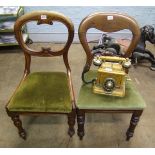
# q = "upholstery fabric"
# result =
<box><xmin>7</xmin><ymin>72</ymin><xmax>72</xmax><ymax>113</ymax></box>
<box><xmin>77</xmin><ymin>70</ymin><xmax>146</xmax><ymax>110</ymax></box>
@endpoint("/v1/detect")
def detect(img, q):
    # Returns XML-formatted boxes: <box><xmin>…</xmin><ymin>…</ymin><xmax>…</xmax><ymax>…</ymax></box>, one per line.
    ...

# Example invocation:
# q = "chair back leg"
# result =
<box><xmin>126</xmin><ymin>110</ymin><xmax>143</xmax><ymax>141</ymax></box>
<box><xmin>68</xmin><ymin>109</ymin><xmax>76</xmax><ymax>137</ymax></box>
<box><xmin>77</xmin><ymin>109</ymin><xmax>85</xmax><ymax>140</ymax></box>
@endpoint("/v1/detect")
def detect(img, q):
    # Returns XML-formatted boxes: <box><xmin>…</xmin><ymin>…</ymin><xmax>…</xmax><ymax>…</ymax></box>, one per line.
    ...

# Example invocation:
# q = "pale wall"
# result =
<box><xmin>24</xmin><ymin>6</ymin><xmax>155</xmax><ymax>42</ymax></box>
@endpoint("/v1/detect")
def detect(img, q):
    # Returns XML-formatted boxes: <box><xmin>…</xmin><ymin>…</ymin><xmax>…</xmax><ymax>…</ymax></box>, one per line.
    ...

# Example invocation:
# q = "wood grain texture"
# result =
<box><xmin>77</xmin><ymin>12</ymin><xmax>144</xmax><ymax>141</ymax></box>
<box><xmin>6</xmin><ymin>11</ymin><xmax>76</xmax><ymax>139</ymax></box>
<box><xmin>78</xmin><ymin>12</ymin><xmax>140</xmax><ymax>73</ymax></box>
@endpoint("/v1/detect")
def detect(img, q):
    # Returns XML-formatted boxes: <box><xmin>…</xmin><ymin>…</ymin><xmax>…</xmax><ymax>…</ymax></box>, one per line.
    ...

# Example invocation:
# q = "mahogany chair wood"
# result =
<box><xmin>5</xmin><ymin>11</ymin><xmax>76</xmax><ymax>140</ymax></box>
<box><xmin>77</xmin><ymin>12</ymin><xmax>146</xmax><ymax>141</ymax></box>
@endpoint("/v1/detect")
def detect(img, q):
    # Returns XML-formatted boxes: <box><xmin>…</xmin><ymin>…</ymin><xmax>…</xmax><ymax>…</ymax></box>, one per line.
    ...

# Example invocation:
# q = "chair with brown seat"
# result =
<box><xmin>77</xmin><ymin>12</ymin><xmax>146</xmax><ymax>141</ymax></box>
<box><xmin>5</xmin><ymin>11</ymin><xmax>76</xmax><ymax>140</ymax></box>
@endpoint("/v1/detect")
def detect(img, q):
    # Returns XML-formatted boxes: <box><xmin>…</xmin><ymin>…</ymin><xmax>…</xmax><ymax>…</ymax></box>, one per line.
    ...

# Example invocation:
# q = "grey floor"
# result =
<box><xmin>0</xmin><ymin>43</ymin><xmax>155</xmax><ymax>148</ymax></box>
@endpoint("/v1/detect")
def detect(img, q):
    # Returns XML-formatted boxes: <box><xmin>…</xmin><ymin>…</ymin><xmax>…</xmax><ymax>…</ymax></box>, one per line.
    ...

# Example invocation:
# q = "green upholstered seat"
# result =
<box><xmin>77</xmin><ymin>70</ymin><xmax>146</xmax><ymax>110</ymax></box>
<box><xmin>7</xmin><ymin>72</ymin><xmax>72</xmax><ymax>113</ymax></box>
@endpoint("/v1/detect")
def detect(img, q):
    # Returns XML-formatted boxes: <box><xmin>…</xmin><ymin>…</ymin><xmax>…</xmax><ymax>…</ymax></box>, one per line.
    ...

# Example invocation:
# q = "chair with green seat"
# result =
<box><xmin>5</xmin><ymin>11</ymin><xmax>76</xmax><ymax>140</ymax></box>
<box><xmin>77</xmin><ymin>12</ymin><xmax>146</xmax><ymax>141</ymax></box>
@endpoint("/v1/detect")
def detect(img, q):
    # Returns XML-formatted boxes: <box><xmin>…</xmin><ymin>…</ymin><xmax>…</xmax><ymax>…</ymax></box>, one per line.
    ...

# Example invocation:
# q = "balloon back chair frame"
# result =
<box><xmin>5</xmin><ymin>11</ymin><xmax>76</xmax><ymax>140</ymax></box>
<box><xmin>77</xmin><ymin>12</ymin><xmax>145</xmax><ymax>141</ymax></box>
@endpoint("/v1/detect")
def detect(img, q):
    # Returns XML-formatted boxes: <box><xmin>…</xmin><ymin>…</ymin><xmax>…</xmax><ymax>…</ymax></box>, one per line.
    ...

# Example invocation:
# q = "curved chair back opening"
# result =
<box><xmin>14</xmin><ymin>11</ymin><xmax>74</xmax><ymax>75</ymax></box>
<box><xmin>78</xmin><ymin>12</ymin><xmax>140</xmax><ymax>71</ymax></box>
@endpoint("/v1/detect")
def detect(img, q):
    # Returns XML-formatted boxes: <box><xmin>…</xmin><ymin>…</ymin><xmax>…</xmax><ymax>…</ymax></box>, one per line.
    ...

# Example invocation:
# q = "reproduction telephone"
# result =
<box><xmin>93</xmin><ymin>56</ymin><xmax>131</xmax><ymax>97</ymax></box>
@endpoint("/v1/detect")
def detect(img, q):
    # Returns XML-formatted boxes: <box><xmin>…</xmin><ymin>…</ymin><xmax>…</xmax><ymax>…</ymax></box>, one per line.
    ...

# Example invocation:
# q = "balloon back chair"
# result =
<box><xmin>5</xmin><ymin>11</ymin><xmax>76</xmax><ymax>140</ymax></box>
<box><xmin>77</xmin><ymin>12</ymin><xmax>146</xmax><ymax>141</ymax></box>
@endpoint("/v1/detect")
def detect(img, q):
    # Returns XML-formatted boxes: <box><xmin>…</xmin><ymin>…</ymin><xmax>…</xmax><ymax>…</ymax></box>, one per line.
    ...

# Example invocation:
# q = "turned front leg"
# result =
<box><xmin>126</xmin><ymin>110</ymin><xmax>143</xmax><ymax>141</ymax></box>
<box><xmin>11</xmin><ymin>114</ymin><xmax>27</xmax><ymax>140</ymax></box>
<box><xmin>6</xmin><ymin>108</ymin><xmax>27</xmax><ymax>140</ymax></box>
<box><xmin>77</xmin><ymin>109</ymin><xmax>85</xmax><ymax>140</ymax></box>
<box><xmin>67</xmin><ymin>109</ymin><xmax>76</xmax><ymax>137</ymax></box>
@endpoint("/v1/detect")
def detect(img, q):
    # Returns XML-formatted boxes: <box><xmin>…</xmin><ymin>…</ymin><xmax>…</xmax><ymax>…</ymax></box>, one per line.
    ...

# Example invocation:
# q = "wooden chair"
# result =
<box><xmin>5</xmin><ymin>11</ymin><xmax>76</xmax><ymax>140</ymax></box>
<box><xmin>77</xmin><ymin>12</ymin><xmax>146</xmax><ymax>141</ymax></box>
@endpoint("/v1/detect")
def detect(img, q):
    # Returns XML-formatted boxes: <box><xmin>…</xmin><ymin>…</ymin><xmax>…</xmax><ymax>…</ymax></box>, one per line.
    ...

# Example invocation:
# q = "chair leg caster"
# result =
<box><xmin>126</xmin><ymin>137</ymin><xmax>129</xmax><ymax>141</ymax></box>
<box><xmin>126</xmin><ymin>110</ymin><xmax>143</xmax><ymax>141</ymax></box>
<box><xmin>77</xmin><ymin>132</ymin><xmax>84</xmax><ymax>140</ymax></box>
<box><xmin>77</xmin><ymin>110</ymin><xmax>85</xmax><ymax>140</ymax></box>
<box><xmin>19</xmin><ymin>130</ymin><xmax>27</xmax><ymax>140</ymax></box>
<box><xmin>68</xmin><ymin>110</ymin><xmax>76</xmax><ymax>137</ymax></box>
<box><xmin>126</xmin><ymin>130</ymin><xmax>133</xmax><ymax>141</ymax></box>
<box><xmin>126</xmin><ymin>137</ymin><xmax>131</xmax><ymax>141</ymax></box>
<box><xmin>8</xmin><ymin>112</ymin><xmax>27</xmax><ymax>140</ymax></box>
<box><xmin>68</xmin><ymin>129</ymin><xmax>75</xmax><ymax>137</ymax></box>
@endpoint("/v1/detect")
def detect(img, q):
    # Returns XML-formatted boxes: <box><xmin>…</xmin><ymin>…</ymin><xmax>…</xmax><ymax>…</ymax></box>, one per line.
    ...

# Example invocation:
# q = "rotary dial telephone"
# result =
<box><xmin>92</xmin><ymin>56</ymin><xmax>131</xmax><ymax>97</ymax></box>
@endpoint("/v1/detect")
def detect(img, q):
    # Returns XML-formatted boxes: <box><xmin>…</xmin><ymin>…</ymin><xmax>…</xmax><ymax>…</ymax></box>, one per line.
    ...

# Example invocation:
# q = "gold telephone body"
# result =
<box><xmin>93</xmin><ymin>56</ymin><xmax>131</xmax><ymax>97</ymax></box>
